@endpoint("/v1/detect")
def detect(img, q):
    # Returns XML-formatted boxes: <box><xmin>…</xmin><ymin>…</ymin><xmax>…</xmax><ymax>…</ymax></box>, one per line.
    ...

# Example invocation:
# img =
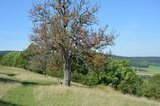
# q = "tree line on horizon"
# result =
<box><xmin>112</xmin><ymin>55</ymin><xmax>160</xmax><ymax>68</ymax></box>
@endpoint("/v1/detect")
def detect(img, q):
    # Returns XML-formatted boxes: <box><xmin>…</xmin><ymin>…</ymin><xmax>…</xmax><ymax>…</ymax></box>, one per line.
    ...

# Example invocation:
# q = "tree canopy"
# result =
<box><xmin>29</xmin><ymin>0</ymin><xmax>115</xmax><ymax>86</ymax></box>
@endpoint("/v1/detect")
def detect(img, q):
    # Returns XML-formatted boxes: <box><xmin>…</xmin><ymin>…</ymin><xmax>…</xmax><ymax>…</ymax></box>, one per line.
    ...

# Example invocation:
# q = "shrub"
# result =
<box><xmin>0</xmin><ymin>55</ymin><xmax>2</xmax><ymax>64</ymax></box>
<box><xmin>79</xmin><ymin>57</ymin><xmax>143</xmax><ymax>95</ymax></box>
<box><xmin>140</xmin><ymin>74</ymin><xmax>160</xmax><ymax>100</ymax></box>
<box><xmin>1</xmin><ymin>51</ymin><xmax>28</xmax><ymax>68</ymax></box>
<box><xmin>117</xmin><ymin>69</ymin><xmax>142</xmax><ymax>94</ymax></box>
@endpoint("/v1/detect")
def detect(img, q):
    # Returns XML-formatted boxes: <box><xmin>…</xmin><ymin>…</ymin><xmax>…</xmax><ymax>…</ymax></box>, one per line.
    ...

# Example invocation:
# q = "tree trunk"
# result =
<box><xmin>63</xmin><ymin>56</ymin><xmax>71</xmax><ymax>86</ymax></box>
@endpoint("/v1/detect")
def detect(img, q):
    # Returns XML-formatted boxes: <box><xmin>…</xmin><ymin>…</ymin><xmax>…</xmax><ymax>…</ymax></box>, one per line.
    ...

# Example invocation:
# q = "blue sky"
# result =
<box><xmin>0</xmin><ymin>0</ymin><xmax>160</xmax><ymax>56</ymax></box>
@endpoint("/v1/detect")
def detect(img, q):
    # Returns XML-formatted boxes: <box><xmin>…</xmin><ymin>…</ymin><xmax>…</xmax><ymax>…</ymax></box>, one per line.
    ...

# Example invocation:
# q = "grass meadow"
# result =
<box><xmin>0</xmin><ymin>66</ymin><xmax>160</xmax><ymax>106</ymax></box>
<box><xmin>135</xmin><ymin>65</ymin><xmax>160</xmax><ymax>76</ymax></box>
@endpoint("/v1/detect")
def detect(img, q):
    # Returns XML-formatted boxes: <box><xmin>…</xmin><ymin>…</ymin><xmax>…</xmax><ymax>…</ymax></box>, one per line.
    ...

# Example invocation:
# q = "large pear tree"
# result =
<box><xmin>29</xmin><ymin>0</ymin><xmax>115</xmax><ymax>86</ymax></box>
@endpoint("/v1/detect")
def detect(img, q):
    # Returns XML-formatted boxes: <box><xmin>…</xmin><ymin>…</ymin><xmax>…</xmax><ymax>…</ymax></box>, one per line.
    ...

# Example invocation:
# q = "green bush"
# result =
<box><xmin>70</xmin><ymin>53</ymin><xmax>143</xmax><ymax>95</ymax></box>
<box><xmin>27</xmin><ymin>55</ymin><xmax>46</xmax><ymax>74</ymax></box>
<box><xmin>1</xmin><ymin>51</ymin><xmax>28</xmax><ymax>68</ymax></box>
<box><xmin>79</xmin><ymin>58</ymin><xmax>143</xmax><ymax>95</ymax></box>
<box><xmin>140</xmin><ymin>74</ymin><xmax>160</xmax><ymax>100</ymax></box>
<box><xmin>0</xmin><ymin>55</ymin><xmax>2</xmax><ymax>64</ymax></box>
<box><xmin>117</xmin><ymin>68</ymin><xmax>142</xmax><ymax>94</ymax></box>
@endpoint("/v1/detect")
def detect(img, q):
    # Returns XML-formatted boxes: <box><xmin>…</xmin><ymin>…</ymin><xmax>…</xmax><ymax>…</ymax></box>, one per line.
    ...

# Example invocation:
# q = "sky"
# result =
<box><xmin>0</xmin><ymin>0</ymin><xmax>160</xmax><ymax>56</ymax></box>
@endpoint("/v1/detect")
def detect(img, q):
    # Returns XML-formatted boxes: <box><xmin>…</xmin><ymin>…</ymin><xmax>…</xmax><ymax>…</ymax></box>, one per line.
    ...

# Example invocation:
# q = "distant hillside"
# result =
<box><xmin>112</xmin><ymin>55</ymin><xmax>160</xmax><ymax>67</ymax></box>
<box><xmin>0</xmin><ymin>51</ymin><xmax>17</xmax><ymax>56</ymax></box>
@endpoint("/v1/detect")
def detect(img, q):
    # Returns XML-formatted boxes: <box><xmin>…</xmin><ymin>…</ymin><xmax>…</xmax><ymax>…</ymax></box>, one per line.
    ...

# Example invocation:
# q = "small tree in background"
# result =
<box><xmin>29</xmin><ymin>0</ymin><xmax>115</xmax><ymax>86</ymax></box>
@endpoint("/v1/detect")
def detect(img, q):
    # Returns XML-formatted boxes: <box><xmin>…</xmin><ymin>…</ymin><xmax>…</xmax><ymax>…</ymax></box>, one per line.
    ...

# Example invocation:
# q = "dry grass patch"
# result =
<box><xmin>0</xmin><ymin>66</ymin><xmax>57</xmax><ymax>84</ymax></box>
<box><xmin>34</xmin><ymin>85</ymin><xmax>160</xmax><ymax>106</ymax></box>
<box><xmin>0</xmin><ymin>83</ymin><xmax>19</xmax><ymax>99</ymax></box>
<box><xmin>34</xmin><ymin>85</ymin><xmax>109</xmax><ymax>106</ymax></box>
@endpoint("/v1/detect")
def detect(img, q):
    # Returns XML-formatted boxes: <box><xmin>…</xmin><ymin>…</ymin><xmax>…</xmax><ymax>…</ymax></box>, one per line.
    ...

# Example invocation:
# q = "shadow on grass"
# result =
<box><xmin>0</xmin><ymin>73</ymin><xmax>16</xmax><ymax>77</ymax></box>
<box><xmin>0</xmin><ymin>77</ymin><xmax>55</xmax><ymax>86</ymax></box>
<box><xmin>7</xmin><ymin>74</ymin><xmax>16</xmax><ymax>77</ymax></box>
<box><xmin>21</xmin><ymin>81</ymin><xmax>55</xmax><ymax>86</ymax></box>
<box><xmin>0</xmin><ymin>78</ymin><xmax>19</xmax><ymax>83</ymax></box>
<box><xmin>0</xmin><ymin>100</ymin><xmax>22</xmax><ymax>106</ymax></box>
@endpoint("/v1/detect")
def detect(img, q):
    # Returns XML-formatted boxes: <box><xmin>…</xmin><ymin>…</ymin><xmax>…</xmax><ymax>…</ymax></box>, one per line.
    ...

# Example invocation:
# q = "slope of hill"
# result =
<box><xmin>0</xmin><ymin>51</ymin><xmax>17</xmax><ymax>56</ymax></box>
<box><xmin>112</xmin><ymin>55</ymin><xmax>160</xmax><ymax>67</ymax></box>
<box><xmin>0</xmin><ymin>66</ymin><xmax>159</xmax><ymax>106</ymax></box>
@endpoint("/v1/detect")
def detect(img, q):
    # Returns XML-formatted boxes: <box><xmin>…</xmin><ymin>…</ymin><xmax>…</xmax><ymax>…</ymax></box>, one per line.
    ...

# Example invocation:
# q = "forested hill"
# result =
<box><xmin>112</xmin><ymin>55</ymin><xmax>160</xmax><ymax>67</ymax></box>
<box><xmin>0</xmin><ymin>51</ymin><xmax>17</xmax><ymax>56</ymax></box>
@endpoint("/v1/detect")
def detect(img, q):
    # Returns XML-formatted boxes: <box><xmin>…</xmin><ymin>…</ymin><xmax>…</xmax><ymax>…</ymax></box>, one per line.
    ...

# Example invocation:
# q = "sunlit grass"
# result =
<box><xmin>136</xmin><ymin>65</ymin><xmax>160</xmax><ymax>76</ymax></box>
<box><xmin>0</xmin><ymin>83</ymin><xmax>18</xmax><ymax>99</ymax></box>
<box><xmin>145</xmin><ymin>65</ymin><xmax>160</xmax><ymax>73</ymax></box>
<box><xmin>0</xmin><ymin>66</ymin><xmax>160</xmax><ymax>106</ymax></box>
<box><xmin>34</xmin><ymin>85</ymin><xmax>160</xmax><ymax>106</ymax></box>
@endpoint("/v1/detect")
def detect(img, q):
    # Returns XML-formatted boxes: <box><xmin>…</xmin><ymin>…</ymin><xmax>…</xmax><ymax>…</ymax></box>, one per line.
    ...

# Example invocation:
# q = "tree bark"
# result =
<box><xmin>63</xmin><ymin>56</ymin><xmax>71</xmax><ymax>86</ymax></box>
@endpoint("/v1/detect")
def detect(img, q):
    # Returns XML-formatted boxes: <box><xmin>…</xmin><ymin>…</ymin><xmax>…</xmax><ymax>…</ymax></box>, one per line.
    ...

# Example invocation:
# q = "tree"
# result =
<box><xmin>1</xmin><ymin>51</ymin><xmax>28</xmax><ymax>68</ymax></box>
<box><xmin>29</xmin><ymin>0</ymin><xmax>115</xmax><ymax>86</ymax></box>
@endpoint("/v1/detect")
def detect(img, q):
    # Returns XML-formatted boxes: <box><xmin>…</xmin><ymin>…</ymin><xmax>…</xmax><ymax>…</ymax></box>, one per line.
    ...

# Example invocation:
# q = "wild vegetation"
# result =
<box><xmin>1</xmin><ymin>50</ymin><xmax>160</xmax><ymax>101</ymax></box>
<box><xmin>0</xmin><ymin>51</ymin><xmax>14</xmax><ymax>56</ymax></box>
<box><xmin>0</xmin><ymin>66</ymin><xmax>159</xmax><ymax>106</ymax></box>
<box><xmin>0</xmin><ymin>0</ymin><xmax>160</xmax><ymax>105</ymax></box>
<box><xmin>1</xmin><ymin>51</ymin><xmax>27</xmax><ymax>69</ymax></box>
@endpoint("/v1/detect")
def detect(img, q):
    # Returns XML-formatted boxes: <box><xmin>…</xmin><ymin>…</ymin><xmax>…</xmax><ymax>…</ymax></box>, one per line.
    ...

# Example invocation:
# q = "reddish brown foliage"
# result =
<box><xmin>29</xmin><ymin>0</ymin><xmax>115</xmax><ymax>86</ymax></box>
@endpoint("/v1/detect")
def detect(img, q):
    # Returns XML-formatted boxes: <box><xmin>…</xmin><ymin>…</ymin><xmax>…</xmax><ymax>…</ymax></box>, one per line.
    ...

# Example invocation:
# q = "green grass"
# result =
<box><xmin>144</xmin><ymin>65</ymin><xmax>160</xmax><ymax>73</ymax></box>
<box><xmin>135</xmin><ymin>65</ymin><xmax>160</xmax><ymax>76</ymax></box>
<box><xmin>2</xmin><ymin>85</ymin><xmax>36</xmax><ymax>106</ymax></box>
<box><xmin>0</xmin><ymin>66</ymin><xmax>160</xmax><ymax>106</ymax></box>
